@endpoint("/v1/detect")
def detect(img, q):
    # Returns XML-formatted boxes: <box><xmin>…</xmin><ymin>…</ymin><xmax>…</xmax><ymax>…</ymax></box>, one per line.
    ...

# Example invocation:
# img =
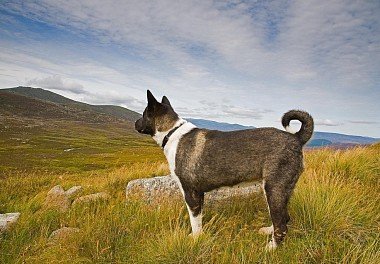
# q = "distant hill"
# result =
<box><xmin>1</xmin><ymin>87</ymin><xmax>378</xmax><ymax>148</ymax></box>
<box><xmin>311</xmin><ymin>132</ymin><xmax>378</xmax><ymax>145</ymax></box>
<box><xmin>308</xmin><ymin>139</ymin><xmax>333</xmax><ymax>147</ymax></box>
<box><xmin>0</xmin><ymin>90</ymin><xmax>118</xmax><ymax>123</ymax></box>
<box><xmin>1</xmin><ymin>86</ymin><xmax>141</xmax><ymax>122</ymax></box>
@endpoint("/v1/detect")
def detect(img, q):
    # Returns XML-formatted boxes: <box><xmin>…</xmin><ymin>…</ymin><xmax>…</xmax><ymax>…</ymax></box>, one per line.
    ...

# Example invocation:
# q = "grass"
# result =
<box><xmin>1</xmin><ymin>129</ymin><xmax>379</xmax><ymax>263</ymax></box>
<box><xmin>0</xmin><ymin>118</ymin><xmax>164</xmax><ymax>173</ymax></box>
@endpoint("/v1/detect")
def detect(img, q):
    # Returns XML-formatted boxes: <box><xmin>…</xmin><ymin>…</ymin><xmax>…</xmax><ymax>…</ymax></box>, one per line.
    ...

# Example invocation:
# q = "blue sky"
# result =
<box><xmin>0</xmin><ymin>0</ymin><xmax>379</xmax><ymax>137</ymax></box>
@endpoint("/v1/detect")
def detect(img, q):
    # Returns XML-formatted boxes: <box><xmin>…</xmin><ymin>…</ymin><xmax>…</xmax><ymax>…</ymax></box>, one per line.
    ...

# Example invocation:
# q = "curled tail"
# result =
<box><xmin>282</xmin><ymin>110</ymin><xmax>314</xmax><ymax>145</ymax></box>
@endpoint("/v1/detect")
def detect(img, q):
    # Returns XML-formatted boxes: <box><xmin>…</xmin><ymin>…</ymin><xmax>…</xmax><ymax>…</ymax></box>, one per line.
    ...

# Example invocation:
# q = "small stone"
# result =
<box><xmin>43</xmin><ymin>185</ymin><xmax>70</xmax><ymax>212</ymax></box>
<box><xmin>65</xmin><ymin>186</ymin><xmax>82</xmax><ymax>197</ymax></box>
<box><xmin>48</xmin><ymin>227</ymin><xmax>80</xmax><ymax>244</ymax></box>
<box><xmin>0</xmin><ymin>212</ymin><xmax>21</xmax><ymax>233</ymax></box>
<box><xmin>72</xmin><ymin>192</ymin><xmax>110</xmax><ymax>206</ymax></box>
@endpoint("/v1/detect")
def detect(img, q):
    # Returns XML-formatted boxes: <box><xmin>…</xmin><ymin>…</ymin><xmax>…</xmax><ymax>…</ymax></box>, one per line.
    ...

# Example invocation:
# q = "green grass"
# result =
<box><xmin>0</xmin><ymin>119</ymin><xmax>164</xmax><ymax>174</ymax></box>
<box><xmin>1</xmin><ymin>128</ymin><xmax>379</xmax><ymax>263</ymax></box>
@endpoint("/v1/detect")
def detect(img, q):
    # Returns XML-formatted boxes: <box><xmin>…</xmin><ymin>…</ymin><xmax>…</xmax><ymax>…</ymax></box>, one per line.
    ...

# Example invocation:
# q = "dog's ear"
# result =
<box><xmin>147</xmin><ymin>90</ymin><xmax>158</xmax><ymax>110</ymax></box>
<box><xmin>161</xmin><ymin>96</ymin><xmax>172</xmax><ymax>108</ymax></box>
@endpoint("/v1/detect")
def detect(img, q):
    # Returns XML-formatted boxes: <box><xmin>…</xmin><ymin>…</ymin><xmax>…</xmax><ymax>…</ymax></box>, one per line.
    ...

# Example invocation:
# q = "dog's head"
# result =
<box><xmin>135</xmin><ymin>90</ymin><xmax>179</xmax><ymax>136</ymax></box>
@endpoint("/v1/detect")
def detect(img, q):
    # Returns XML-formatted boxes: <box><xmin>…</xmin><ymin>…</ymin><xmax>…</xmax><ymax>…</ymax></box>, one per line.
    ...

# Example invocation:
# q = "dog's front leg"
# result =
<box><xmin>184</xmin><ymin>189</ymin><xmax>204</xmax><ymax>236</ymax></box>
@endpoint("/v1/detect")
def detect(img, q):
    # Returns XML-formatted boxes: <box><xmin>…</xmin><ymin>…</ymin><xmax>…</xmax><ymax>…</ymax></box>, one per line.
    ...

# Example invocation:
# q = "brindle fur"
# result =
<box><xmin>135</xmin><ymin>90</ymin><xmax>314</xmax><ymax>248</ymax></box>
<box><xmin>135</xmin><ymin>92</ymin><xmax>178</xmax><ymax>135</ymax></box>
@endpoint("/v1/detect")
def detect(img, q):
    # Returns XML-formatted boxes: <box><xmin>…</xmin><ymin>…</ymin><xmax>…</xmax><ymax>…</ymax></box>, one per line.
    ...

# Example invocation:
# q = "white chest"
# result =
<box><xmin>161</xmin><ymin>122</ymin><xmax>196</xmax><ymax>195</ymax></box>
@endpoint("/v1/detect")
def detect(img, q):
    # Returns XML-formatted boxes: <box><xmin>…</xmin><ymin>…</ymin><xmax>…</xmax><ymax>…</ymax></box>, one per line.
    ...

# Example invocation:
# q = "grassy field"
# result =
<box><xmin>1</xmin><ymin>127</ymin><xmax>379</xmax><ymax>263</ymax></box>
<box><xmin>0</xmin><ymin>117</ymin><xmax>165</xmax><ymax>174</ymax></box>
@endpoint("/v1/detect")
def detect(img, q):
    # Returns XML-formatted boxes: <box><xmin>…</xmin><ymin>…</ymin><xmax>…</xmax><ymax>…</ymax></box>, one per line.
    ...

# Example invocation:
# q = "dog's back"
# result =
<box><xmin>175</xmin><ymin>127</ymin><xmax>303</xmax><ymax>192</ymax></box>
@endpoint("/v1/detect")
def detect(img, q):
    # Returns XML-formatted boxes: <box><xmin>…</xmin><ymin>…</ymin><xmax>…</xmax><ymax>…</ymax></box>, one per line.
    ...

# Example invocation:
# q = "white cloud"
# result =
<box><xmin>80</xmin><ymin>90</ymin><xmax>145</xmax><ymax>109</ymax></box>
<box><xmin>2</xmin><ymin>0</ymin><xmax>378</xmax><ymax>90</ymax></box>
<box><xmin>173</xmin><ymin>102</ymin><xmax>272</xmax><ymax>120</ymax></box>
<box><xmin>27</xmin><ymin>75</ymin><xmax>86</xmax><ymax>94</ymax></box>
<box><xmin>348</xmin><ymin>120</ymin><xmax>379</xmax><ymax>125</ymax></box>
<box><xmin>221</xmin><ymin>105</ymin><xmax>272</xmax><ymax>119</ymax></box>
<box><xmin>24</xmin><ymin>74</ymin><xmax>145</xmax><ymax>109</ymax></box>
<box><xmin>277</xmin><ymin>0</ymin><xmax>380</xmax><ymax>89</ymax></box>
<box><xmin>315</xmin><ymin>119</ymin><xmax>343</xmax><ymax>127</ymax></box>
<box><xmin>1</xmin><ymin>1</ymin><xmax>377</xmax><ymax>83</ymax></box>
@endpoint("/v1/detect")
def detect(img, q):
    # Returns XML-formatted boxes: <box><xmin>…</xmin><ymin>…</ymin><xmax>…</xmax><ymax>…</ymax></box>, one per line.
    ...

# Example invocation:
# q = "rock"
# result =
<box><xmin>48</xmin><ymin>227</ymin><xmax>80</xmax><ymax>244</ymax></box>
<box><xmin>126</xmin><ymin>175</ymin><xmax>261</xmax><ymax>204</ymax></box>
<box><xmin>126</xmin><ymin>176</ymin><xmax>181</xmax><ymax>203</ymax></box>
<box><xmin>205</xmin><ymin>181</ymin><xmax>261</xmax><ymax>202</ymax></box>
<box><xmin>65</xmin><ymin>186</ymin><xmax>82</xmax><ymax>197</ymax></box>
<box><xmin>0</xmin><ymin>212</ymin><xmax>20</xmax><ymax>233</ymax></box>
<box><xmin>72</xmin><ymin>192</ymin><xmax>110</xmax><ymax>206</ymax></box>
<box><xmin>47</xmin><ymin>185</ymin><xmax>65</xmax><ymax>195</ymax></box>
<box><xmin>43</xmin><ymin>185</ymin><xmax>70</xmax><ymax>212</ymax></box>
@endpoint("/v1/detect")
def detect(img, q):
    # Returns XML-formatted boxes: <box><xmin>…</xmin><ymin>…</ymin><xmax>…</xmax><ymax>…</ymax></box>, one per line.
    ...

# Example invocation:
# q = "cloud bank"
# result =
<box><xmin>27</xmin><ymin>75</ymin><xmax>86</xmax><ymax>94</ymax></box>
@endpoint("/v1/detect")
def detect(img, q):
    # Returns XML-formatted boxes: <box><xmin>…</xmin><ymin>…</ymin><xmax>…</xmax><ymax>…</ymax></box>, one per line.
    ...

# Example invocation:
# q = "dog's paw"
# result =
<box><xmin>259</xmin><ymin>225</ymin><xmax>273</xmax><ymax>235</ymax></box>
<box><xmin>265</xmin><ymin>239</ymin><xmax>278</xmax><ymax>251</ymax></box>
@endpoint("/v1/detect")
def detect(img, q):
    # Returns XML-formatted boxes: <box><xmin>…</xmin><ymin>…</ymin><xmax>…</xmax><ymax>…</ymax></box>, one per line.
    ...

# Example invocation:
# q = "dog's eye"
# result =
<box><xmin>145</xmin><ymin>109</ymin><xmax>154</xmax><ymax>119</ymax></box>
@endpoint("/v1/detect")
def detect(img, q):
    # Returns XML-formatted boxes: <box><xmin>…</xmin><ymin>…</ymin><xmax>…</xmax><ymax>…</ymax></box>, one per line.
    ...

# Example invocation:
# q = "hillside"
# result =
<box><xmin>0</xmin><ymin>87</ymin><xmax>157</xmax><ymax>173</ymax></box>
<box><xmin>1</xmin><ymin>87</ymin><xmax>141</xmax><ymax>122</ymax></box>
<box><xmin>0</xmin><ymin>90</ymin><xmax>119</xmax><ymax>123</ymax></box>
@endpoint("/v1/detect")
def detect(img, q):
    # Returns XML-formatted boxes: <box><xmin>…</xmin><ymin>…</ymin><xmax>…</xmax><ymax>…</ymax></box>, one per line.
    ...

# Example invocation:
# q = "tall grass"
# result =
<box><xmin>1</xmin><ymin>144</ymin><xmax>379</xmax><ymax>263</ymax></box>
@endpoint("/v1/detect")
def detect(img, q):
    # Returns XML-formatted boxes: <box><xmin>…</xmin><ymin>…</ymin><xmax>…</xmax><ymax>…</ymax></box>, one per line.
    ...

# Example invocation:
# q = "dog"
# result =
<box><xmin>135</xmin><ymin>90</ymin><xmax>314</xmax><ymax>250</ymax></box>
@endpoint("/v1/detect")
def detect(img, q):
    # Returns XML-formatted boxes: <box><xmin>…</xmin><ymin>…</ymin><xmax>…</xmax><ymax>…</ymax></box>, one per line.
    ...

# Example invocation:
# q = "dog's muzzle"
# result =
<box><xmin>135</xmin><ymin>118</ymin><xmax>144</xmax><ymax>133</ymax></box>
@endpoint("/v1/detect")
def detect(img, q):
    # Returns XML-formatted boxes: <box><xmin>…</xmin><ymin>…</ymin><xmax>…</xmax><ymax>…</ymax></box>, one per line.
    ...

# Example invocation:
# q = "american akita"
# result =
<box><xmin>135</xmin><ymin>90</ymin><xmax>314</xmax><ymax>250</ymax></box>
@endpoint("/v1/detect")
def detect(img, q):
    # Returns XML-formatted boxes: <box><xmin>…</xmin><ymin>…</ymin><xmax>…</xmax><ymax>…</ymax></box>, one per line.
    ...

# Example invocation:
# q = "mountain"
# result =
<box><xmin>311</xmin><ymin>132</ymin><xmax>378</xmax><ymax>145</ymax></box>
<box><xmin>307</xmin><ymin>139</ymin><xmax>332</xmax><ymax>147</ymax></box>
<box><xmin>186</xmin><ymin>118</ymin><xmax>255</xmax><ymax>131</ymax></box>
<box><xmin>307</xmin><ymin>132</ymin><xmax>379</xmax><ymax>147</ymax></box>
<box><xmin>1</xmin><ymin>87</ymin><xmax>378</xmax><ymax>148</ymax></box>
<box><xmin>1</xmin><ymin>86</ymin><xmax>141</xmax><ymax>122</ymax></box>
<box><xmin>0</xmin><ymin>89</ymin><xmax>118</xmax><ymax>123</ymax></box>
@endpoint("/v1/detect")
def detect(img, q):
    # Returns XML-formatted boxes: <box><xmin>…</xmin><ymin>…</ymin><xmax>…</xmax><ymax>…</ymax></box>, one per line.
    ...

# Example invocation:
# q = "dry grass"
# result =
<box><xmin>1</xmin><ymin>144</ymin><xmax>379</xmax><ymax>263</ymax></box>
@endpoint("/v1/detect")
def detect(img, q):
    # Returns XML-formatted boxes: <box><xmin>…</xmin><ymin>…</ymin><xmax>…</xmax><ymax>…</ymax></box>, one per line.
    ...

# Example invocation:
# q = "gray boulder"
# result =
<box><xmin>126</xmin><ymin>175</ymin><xmax>261</xmax><ymax>204</ymax></box>
<box><xmin>0</xmin><ymin>213</ymin><xmax>20</xmax><ymax>233</ymax></box>
<box><xmin>43</xmin><ymin>185</ymin><xmax>70</xmax><ymax>212</ymax></box>
<box><xmin>65</xmin><ymin>186</ymin><xmax>82</xmax><ymax>197</ymax></box>
<box><xmin>126</xmin><ymin>176</ymin><xmax>181</xmax><ymax>203</ymax></box>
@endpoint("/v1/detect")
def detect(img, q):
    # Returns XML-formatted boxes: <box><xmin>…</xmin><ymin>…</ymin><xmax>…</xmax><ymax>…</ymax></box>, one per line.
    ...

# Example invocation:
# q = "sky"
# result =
<box><xmin>0</xmin><ymin>0</ymin><xmax>379</xmax><ymax>137</ymax></box>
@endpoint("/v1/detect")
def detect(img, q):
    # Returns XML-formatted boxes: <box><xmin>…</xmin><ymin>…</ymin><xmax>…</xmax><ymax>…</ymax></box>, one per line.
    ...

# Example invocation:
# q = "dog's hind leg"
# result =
<box><xmin>259</xmin><ymin>188</ymin><xmax>291</xmax><ymax>236</ymax></box>
<box><xmin>262</xmin><ymin>161</ymin><xmax>301</xmax><ymax>250</ymax></box>
<box><xmin>184</xmin><ymin>189</ymin><xmax>204</xmax><ymax>236</ymax></box>
<box><xmin>264</xmin><ymin>183</ymin><xmax>290</xmax><ymax>250</ymax></box>
<box><xmin>259</xmin><ymin>180</ymin><xmax>274</xmax><ymax>235</ymax></box>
